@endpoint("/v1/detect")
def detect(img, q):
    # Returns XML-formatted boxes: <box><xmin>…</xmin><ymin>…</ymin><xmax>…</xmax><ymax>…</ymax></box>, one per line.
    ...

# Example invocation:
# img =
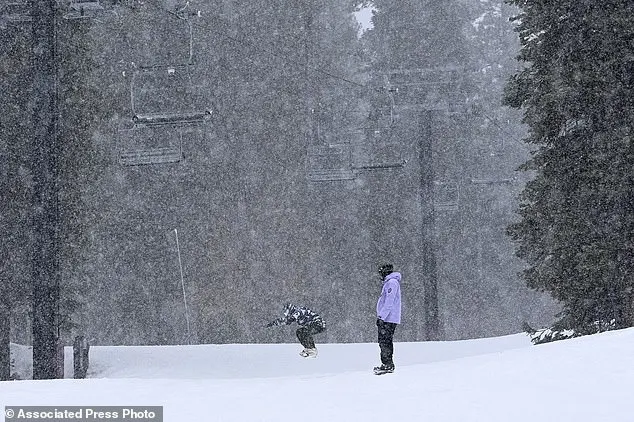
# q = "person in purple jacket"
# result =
<box><xmin>374</xmin><ymin>263</ymin><xmax>401</xmax><ymax>374</ymax></box>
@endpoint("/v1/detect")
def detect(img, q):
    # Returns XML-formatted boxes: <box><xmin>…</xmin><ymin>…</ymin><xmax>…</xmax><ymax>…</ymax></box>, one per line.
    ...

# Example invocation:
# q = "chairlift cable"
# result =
<box><xmin>141</xmin><ymin>0</ymin><xmax>382</xmax><ymax>93</ymax></box>
<box><xmin>192</xmin><ymin>17</ymin><xmax>374</xmax><ymax>91</ymax></box>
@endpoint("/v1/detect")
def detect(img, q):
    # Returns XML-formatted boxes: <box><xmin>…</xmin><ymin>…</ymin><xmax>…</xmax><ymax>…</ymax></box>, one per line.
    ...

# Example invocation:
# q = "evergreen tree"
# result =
<box><xmin>0</xmin><ymin>24</ymin><xmax>32</xmax><ymax>381</ymax></box>
<box><xmin>504</xmin><ymin>0</ymin><xmax>634</xmax><ymax>331</ymax></box>
<box><xmin>366</xmin><ymin>0</ymin><xmax>468</xmax><ymax>70</ymax></box>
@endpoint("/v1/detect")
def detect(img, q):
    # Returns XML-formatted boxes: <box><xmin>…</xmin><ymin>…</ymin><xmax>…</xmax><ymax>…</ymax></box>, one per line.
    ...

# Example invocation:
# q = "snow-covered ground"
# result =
<box><xmin>3</xmin><ymin>329</ymin><xmax>634</xmax><ymax>421</ymax></box>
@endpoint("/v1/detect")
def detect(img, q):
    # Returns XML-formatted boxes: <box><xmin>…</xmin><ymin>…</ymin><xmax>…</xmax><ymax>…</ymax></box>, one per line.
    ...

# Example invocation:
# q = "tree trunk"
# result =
<box><xmin>0</xmin><ymin>305</ymin><xmax>10</xmax><ymax>381</ymax></box>
<box><xmin>31</xmin><ymin>0</ymin><xmax>61</xmax><ymax>380</ymax></box>
<box><xmin>623</xmin><ymin>290</ymin><xmax>634</xmax><ymax>328</ymax></box>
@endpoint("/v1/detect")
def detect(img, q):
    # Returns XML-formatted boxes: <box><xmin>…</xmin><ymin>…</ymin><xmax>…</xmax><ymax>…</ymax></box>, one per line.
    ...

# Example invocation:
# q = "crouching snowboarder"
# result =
<box><xmin>265</xmin><ymin>303</ymin><xmax>326</xmax><ymax>358</ymax></box>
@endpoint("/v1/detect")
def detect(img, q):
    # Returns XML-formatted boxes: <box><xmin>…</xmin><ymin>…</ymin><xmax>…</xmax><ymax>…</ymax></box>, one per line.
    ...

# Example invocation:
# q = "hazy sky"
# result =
<box><xmin>354</xmin><ymin>6</ymin><xmax>374</xmax><ymax>35</ymax></box>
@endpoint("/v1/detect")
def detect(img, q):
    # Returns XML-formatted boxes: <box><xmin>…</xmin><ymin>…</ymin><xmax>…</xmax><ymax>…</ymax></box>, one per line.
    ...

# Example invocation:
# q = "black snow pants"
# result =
<box><xmin>296</xmin><ymin>322</ymin><xmax>325</xmax><ymax>349</ymax></box>
<box><xmin>377</xmin><ymin>318</ymin><xmax>397</xmax><ymax>366</ymax></box>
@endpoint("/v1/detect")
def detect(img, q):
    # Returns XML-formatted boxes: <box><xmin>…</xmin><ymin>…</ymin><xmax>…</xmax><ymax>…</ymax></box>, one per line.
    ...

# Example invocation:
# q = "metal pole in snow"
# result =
<box><xmin>174</xmin><ymin>229</ymin><xmax>191</xmax><ymax>344</ymax></box>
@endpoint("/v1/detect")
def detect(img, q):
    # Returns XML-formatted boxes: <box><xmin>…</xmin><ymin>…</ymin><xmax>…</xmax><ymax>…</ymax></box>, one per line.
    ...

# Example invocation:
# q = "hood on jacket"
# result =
<box><xmin>384</xmin><ymin>271</ymin><xmax>401</xmax><ymax>283</ymax></box>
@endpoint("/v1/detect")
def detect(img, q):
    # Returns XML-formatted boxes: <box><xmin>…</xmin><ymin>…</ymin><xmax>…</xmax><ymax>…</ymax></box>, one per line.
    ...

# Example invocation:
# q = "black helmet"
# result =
<box><xmin>378</xmin><ymin>264</ymin><xmax>393</xmax><ymax>278</ymax></box>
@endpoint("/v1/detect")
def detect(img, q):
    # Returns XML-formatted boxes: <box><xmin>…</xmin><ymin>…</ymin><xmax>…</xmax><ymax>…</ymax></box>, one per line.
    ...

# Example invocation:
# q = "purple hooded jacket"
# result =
<box><xmin>376</xmin><ymin>272</ymin><xmax>402</xmax><ymax>324</ymax></box>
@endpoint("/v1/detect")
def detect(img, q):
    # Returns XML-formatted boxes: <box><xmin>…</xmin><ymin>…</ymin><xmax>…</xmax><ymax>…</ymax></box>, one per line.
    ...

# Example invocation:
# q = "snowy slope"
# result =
<box><xmin>2</xmin><ymin>330</ymin><xmax>634</xmax><ymax>421</ymax></box>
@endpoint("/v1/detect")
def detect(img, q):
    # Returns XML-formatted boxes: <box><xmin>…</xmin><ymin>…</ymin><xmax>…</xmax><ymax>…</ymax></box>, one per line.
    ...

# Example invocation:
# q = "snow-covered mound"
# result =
<box><xmin>3</xmin><ymin>330</ymin><xmax>634</xmax><ymax>422</ymax></box>
<box><xmin>89</xmin><ymin>334</ymin><xmax>529</xmax><ymax>379</ymax></box>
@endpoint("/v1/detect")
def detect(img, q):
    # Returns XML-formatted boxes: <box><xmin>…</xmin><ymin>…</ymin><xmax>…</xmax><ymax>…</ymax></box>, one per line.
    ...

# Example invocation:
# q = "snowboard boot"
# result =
<box><xmin>300</xmin><ymin>348</ymin><xmax>318</xmax><ymax>358</ymax></box>
<box><xmin>373</xmin><ymin>364</ymin><xmax>394</xmax><ymax>375</ymax></box>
